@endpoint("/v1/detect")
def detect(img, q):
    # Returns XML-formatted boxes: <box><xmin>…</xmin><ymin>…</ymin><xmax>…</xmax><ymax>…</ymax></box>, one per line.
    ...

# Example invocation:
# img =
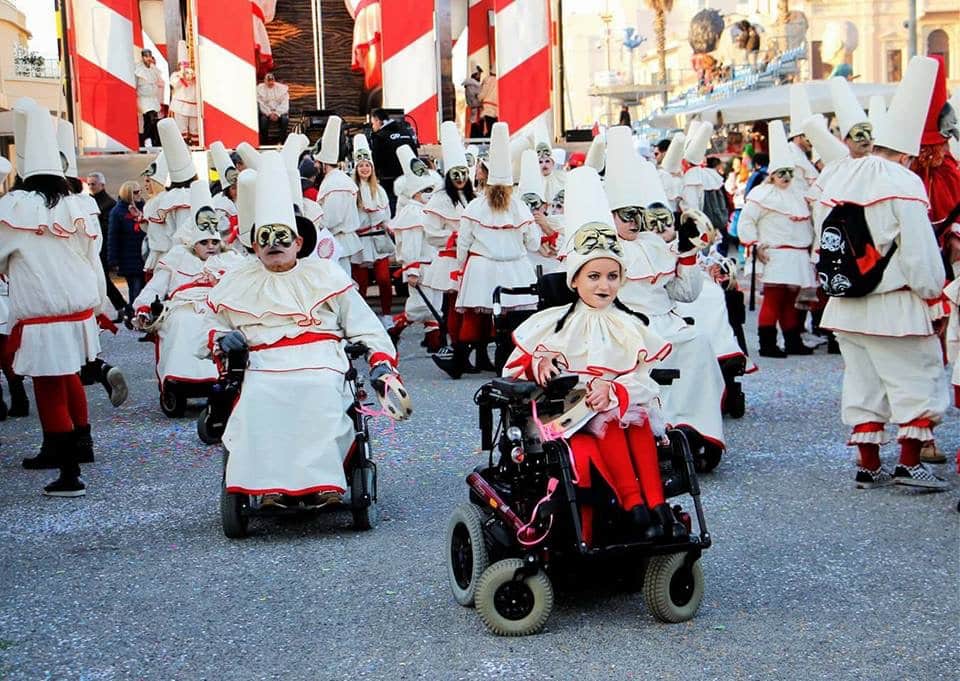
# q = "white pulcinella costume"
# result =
<box><xmin>208</xmin><ymin>152</ymin><xmax>398</xmax><ymax>496</ymax></box>
<box><xmin>456</xmin><ymin>124</ymin><xmax>539</xmax><ymax>311</ymax></box>
<box><xmin>210</xmin><ymin>142</ymin><xmax>239</xmax><ymax>241</ymax></box>
<box><xmin>422</xmin><ymin>129</ymin><xmax>471</xmax><ymax>295</ymax></box>
<box><xmin>0</xmin><ymin>100</ymin><xmax>105</xmax><ymax>376</ymax></box>
<box><xmin>351</xmin><ymin>134</ymin><xmax>394</xmax><ymax>265</ymax></box>
<box><xmin>315</xmin><ymin>116</ymin><xmax>361</xmax><ymax>271</ymax></box>
<box><xmin>657</xmin><ymin>133</ymin><xmax>685</xmax><ymax>214</ymax></box>
<box><xmin>788</xmin><ymin>83</ymin><xmax>819</xmax><ymax>188</ymax></box>
<box><xmin>679</xmin><ymin>122</ymin><xmax>722</xmax><ymax>213</ymax></box>
<box><xmin>817</xmin><ymin>58</ymin><xmax>949</xmax><ymax>445</ymax></box>
<box><xmin>518</xmin><ymin>148</ymin><xmax>562</xmax><ymax>275</ymax></box>
<box><xmin>145</xmin><ymin>120</ymin><xmax>196</xmax><ymax>270</ymax></box>
<box><xmin>532</xmin><ymin>123</ymin><xmax>566</xmax><ymax>203</ymax></box>
<box><xmin>277</xmin><ymin>132</ymin><xmax>340</xmax><ymax>264</ymax></box>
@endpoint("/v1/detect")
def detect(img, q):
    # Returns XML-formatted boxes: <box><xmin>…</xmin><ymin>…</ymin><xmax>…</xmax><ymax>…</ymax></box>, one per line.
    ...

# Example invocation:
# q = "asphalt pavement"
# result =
<box><xmin>0</xmin><ymin>313</ymin><xmax>957</xmax><ymax>680</ymax></box>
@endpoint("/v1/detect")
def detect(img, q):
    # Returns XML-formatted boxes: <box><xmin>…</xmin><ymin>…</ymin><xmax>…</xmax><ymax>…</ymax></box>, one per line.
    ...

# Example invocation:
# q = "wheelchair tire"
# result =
<box><xmin>696</xmin><ymin>444</ymin><xmax>723</xmax><ymax>473</ymax></box>
<box><xmin>446</xmin><ymin>503</ymin><xmax>490</xmax><ymax>607</ymax></box>
<box><xmin>220</xmin><ymin>487</ymin><xmax>249</xmax><ymax>539</ymax></box>
<box><xmin>642</xmin><ymin>553</ymin><xmax>704</xmax><ymax>623</ymax></box>
<box><xmin>475</xmin><ymin>559</ymin><xmax>554</xmax><ymax>636</ymax></box>
<box><xmin>725</xmin><ymin>388</ymin><xmax>746</xmax><ymax>419</ymax></box>
<box><xmin>196</xmin><ymin>406</ymin><xmax>222</xmax><ymax>445</ymax></box>
<box><xmin>160</xmin><ymin>388</ymin><xmax>187</xmax><ymax>418</ymax></box>
<box><xmin>351</xmin><ymin>466</ymin><xmax>379</xmax><ymax>531</ymax></box>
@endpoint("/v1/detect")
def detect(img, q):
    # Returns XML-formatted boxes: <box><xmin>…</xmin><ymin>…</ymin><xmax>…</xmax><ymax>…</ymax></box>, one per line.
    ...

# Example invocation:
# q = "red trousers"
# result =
<box><xmin>352</xmin><ymin>260</ymin><xmax>393</xmax><ymax>316</ymax></box>
<box><xmin>758</xmin><ymin>284</ymin><xmax>800</xmax><ymax>331</ymax></box>
<box><xmin>569</xmin><ymin>421</ymin><xmax>664</xmax><ymax>546</ymax></box>
<box><xmin>33</xmin><ymin>374</ymin><xmax>88</xmax><ymax>434</ymax></box>
<box><xmin>458</xmin><ymin>310</ymin><xmax>493</xmax><ymax>344</ymax></box>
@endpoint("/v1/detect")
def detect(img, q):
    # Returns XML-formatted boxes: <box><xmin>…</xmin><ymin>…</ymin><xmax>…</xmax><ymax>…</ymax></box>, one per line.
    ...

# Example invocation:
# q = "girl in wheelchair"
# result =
<box><xmin>502</xmin><ymin>167</ymin><xmax>685</xmax><ymax>545</ymax></box>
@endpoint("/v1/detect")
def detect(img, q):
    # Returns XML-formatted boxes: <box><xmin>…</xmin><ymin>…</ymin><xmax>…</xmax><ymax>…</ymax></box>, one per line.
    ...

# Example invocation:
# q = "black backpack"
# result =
<box><xmin>701</xmin><ymin>188</ymin><xmax>729</xmax><ymax>233</ymax></box>
<box><xmin>816</xmin><ymin>203</ymin><xmax>898</xmax><ymax>297</ymax></box>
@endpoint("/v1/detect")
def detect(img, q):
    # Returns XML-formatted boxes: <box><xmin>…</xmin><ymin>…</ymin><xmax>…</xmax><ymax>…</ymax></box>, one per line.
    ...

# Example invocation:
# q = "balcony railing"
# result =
<box><xmin>12</xmin><ymin>47</ymin><xmax>60</xmax><ymax>80</ymax></box>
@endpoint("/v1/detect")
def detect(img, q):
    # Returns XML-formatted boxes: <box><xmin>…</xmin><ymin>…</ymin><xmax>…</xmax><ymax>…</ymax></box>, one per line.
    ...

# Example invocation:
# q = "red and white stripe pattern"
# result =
<box><xmin>380</xmin><ymin>1</ymin><xmax>439</xmax><ymax>144</ymax></box>
<box><xmin>67</xmin><ymin>0</ymin><xmax>139</xmax><ymax>151</ymax></box>
<box><xmin>468</xmin><ymin>0</ymin><xmax>492</xmax><ymax>74</ymax></box>
<box><xmin>196</xmin><ymin>0</ymin><xmax>259</xmax><ymax>147</ymax></box>
<box><xmin>494</xmin><ymin>0</ymin><xmax>551</xmax><ymax>137</ymax></box>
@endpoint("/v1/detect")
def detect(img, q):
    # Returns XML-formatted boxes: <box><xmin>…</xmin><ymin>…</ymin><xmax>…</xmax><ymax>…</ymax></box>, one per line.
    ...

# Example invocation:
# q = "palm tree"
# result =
<box><xmin>644</xmin><ymin>0</ymin><xmax>674</xmax><ymax>102</ymax></box>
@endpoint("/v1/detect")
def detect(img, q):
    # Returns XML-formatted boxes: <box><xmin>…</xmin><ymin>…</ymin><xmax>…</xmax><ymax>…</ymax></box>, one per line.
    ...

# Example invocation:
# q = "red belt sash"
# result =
<box><xmin>249</xmin><ymin>332</ymin><xmax>341</xmax><ymax>352</ymax></box>
<box><xmin>8</xmin><ymin>308</ymin><xmax>94</xmax><ymax>355</ymax></box>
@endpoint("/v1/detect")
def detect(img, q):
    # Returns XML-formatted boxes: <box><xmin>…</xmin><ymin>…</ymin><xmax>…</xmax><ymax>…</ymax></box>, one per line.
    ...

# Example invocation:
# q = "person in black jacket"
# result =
<box><xmin>86</xmin><ymin>172</ymin><xmax>129</xmax><ymax>317</ymax></box>
<box><xmin>369</xmin><ymin>108</ymin><xmax>418</xmax><ymax>214</ymax></box>
<box><xmin>108</xmin><ymin>181</ymin><xmax>148</xmax><ymax>304</ymax></box>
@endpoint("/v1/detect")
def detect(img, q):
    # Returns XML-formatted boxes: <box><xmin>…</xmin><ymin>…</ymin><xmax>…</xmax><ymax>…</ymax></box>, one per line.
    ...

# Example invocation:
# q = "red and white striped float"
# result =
<box><xmin>493</xmin><ymin>0</ymin><xmax>551</xmax><ymax>137</ymax></box>
<box><xmin>66</xmin><ymin>0</ymin><xmax>139</xmax><ymax>151</ymax></box>
<box><xmin>380</xmin><ymin>1</ymin><xmax>439</xmax><ymax>144</ymax></box>
<box><xmin>195</xmin><ymin>0</ymin><xmax>259</xmax><ymax>147</ymax></box>
<box><xmin>468</xmin><ymin>0</ymin><xmax>492</xmax><ymax>74</ymax></box>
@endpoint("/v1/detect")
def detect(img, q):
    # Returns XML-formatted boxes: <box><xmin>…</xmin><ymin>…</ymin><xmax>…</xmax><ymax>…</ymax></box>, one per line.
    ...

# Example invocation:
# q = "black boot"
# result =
<box><xmin>459</xmin><ymin>343</ymin><xmax>481</xmax><ymax>374</ymax></box>
<box><xmin>628</xmin><ymin>505</ymin><xmax>661</xmax><ymax>540</ymax></box>
<box><xmin>827</xmin><ymin>333</ymin><xmax>841</xmax><ymax>355</ymax></box>
<box><xmin>74</xmin><ymin>424</ymin><xmax>94</xmax><ymax>464</ymax></box>
<box><xmin>472</xmin><ymin>342</ymin><xmax>496</xmax><ymax>373</ymax></box>
<box><xmin>432</xmin><ymin>344</ymin><xmax>466</xmax><ymax>379</ymax></box>
<box><xmin>784</xmin><ymin>331</ymin><xmax>814</xmax><ymax>356</ymax></box>
<box><xmin>43</xmin><ymin>456</ymin><xmax>85</xmax><ymax>498</ymax></box>
<box><xmin>23</xmin><ymin>431</ymin><xmax>72</xmax><ymax>470</ymax></box>
<box><xmin>7</xmin><ymin>377</ymin><xmax>29</xmax><ymax>417</ymax></box>
<box><xmin>651</xmin><ymin>503</ymin><xmax>688</xmax><ymax>541</ymax></box>
<box><xmin>758</xmin><ymin>327</ymin><xmax>786</xmax><ymax>358</ymax></box>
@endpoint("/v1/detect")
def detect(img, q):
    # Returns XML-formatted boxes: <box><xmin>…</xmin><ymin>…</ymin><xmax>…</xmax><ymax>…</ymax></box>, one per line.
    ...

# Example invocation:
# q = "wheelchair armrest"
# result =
<box><xmin>488</xmin><ymin>378</ymin><xmax>540</xmax><ymax>401</ymax></box>
<box><xmin>344</xmin><ymin>341</ymin><xmax>369</xmax><ymax>360</ymax></box>
<box><xmin>493</xmin><ymin>284</ymin><xmax>539</xmax><ymax>306</ymax></box>
<box><xmin>650</xmin><ymin>368</ymin><xmax>680</xmax><ymax>385</ymax></box>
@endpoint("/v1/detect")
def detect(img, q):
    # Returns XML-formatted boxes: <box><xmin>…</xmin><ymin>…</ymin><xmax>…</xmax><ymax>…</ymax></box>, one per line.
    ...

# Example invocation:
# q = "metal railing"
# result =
<box><xmin>11</xmin><ymin>46</ymin><xmax>60</xmax><ymax>80</ymax></box>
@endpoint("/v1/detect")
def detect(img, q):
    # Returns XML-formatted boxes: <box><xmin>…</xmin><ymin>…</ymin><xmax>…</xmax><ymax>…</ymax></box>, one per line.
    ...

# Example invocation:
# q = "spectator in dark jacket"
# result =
<box><xmin>86</xmin><ymin>171</ymin><xmax>129</xmax><ymax>315</ymax></box>
<box><xmin>108</xmin><ymin>181</ymin><xmax>147</xmax><ymax>304</ymax></box>
<box><xmin>369</xmin><ymin>108</ymin><xmax>418</xmax><ymax>213</ymax></box>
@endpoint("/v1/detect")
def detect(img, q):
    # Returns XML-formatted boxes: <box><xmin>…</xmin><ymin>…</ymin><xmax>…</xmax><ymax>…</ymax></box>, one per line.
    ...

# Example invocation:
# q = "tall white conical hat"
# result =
<box><xmin>316</xmin><ymin>115</ymin><xmax>342</xmax><ymax>165</ymax></box>
<box><xmin>661</xmin><ymin>132</ymin><xmax>685</xmax><ymax>174</ymax></box>
<box><xmin>190</xmin><ymin>177</ymin><xmax>214</xmax><ymax>214</ymax></box>
<box><xmin>279</xmin><ymin>134</ymin><xmax>307</xmax><ymax>210</ymax></box>
<box><xmin>0</xmin><ymin>156</ymin><xmax>10</xmax><ymax>185</ymax></box>
<box><xmin>176</xmin><ymin>39</ymin><xmax>189</xmax><ymax>65</ymax></box>
<box><xmin>396</xmin><ymin>144</ymin><xmax>436</xmax><ymax>197</ymax></box>
<box><xmin>236</xmin><ymin>168</ymin><xmax>257</xmax><ymax>248</ymax></box>
<box><xmin>236</xmin><ymin>142</ymin><xmax>261</xmax><ymax>171</ymax></box>
<box><xmin>510</xmin><ymin>130</ymin><xmax>533</xmax><ymax>183</ymax></box>
<box><xmin>210</xmin><ymin>142</ymin><xmax>237</xmax><ymax>187</ymax></box>
<box><xmin>801</xmin><ymin>114</ymin><xmax>849</xmax><ymax>166</ymax></box>
<box><xmin>829</xmin><ymin>77</ymin><xmax>868</xmax><ymax>139</ymax></box>
<box><xmin>19</xmin><ymin>99</ymin><xmax>62</xmax><ymax>179</ymax></box>
<box><xmin>789</xmin><ymin>83</ymin><xmax>813</xmax><ymax>139</ymax></box>
<box><xmin>142</xmin><ymin>151</ymin><xmax>169</xmax><ymax>187</ymax></box>
<box><xmin>563</xmin><ymin>166</ymin><xmax>621</xmax><ymax>288</ymax></box>
<box><xmin>12</xmin><ymin>98</ymin><xmax>31</xmax><ymax>173</ymax></box>
<box><xmin>532</xmin><ymin>119</ymin><xmax>551</xmax><ymax>154</ymax></box>
<box><xmin>255</xmin><ymin>151</ymin><xmax>296</xmax><ymax>232</ymax></box>
<box><xmin>867</xmin><ymin>95</ymin><xmax>886</xmax><ymax>131</ymax></box>
<box><xmin>768</xmin><ymin>120</ymin><xmax>793</xmax><ymax>173</ymax></box>
<box><xmin>56</xmin><ymin>120</ymin><xmax>78</xmax><ymax>178</ymax></box>
<box><xmin>158</xmin><ymin>118</ymin><xmax>195</xmax><ymax>182</ymax></box>
<box><xmin>637</xmin><ymin>160</ymin><xmax>669</xmax><ymax>207</ymax></box>
<box><xmin>585</xmin><ymin>133</ymin><xmax>606</xmax><ymax>172</ymax></box>
<box><xmin>187</xmin><ymin>178</ymin><xmax>220</xmax><ymax>244</ymax></box>
<box><xmin>352</xmin><ymin>133</ymin><xmax>372</xmax><ymax>165</ymax></box>
<box><xmin>440</xmin><ymin>121</ymin><xmax>468</xmax><ymax>170</ymax></box>
<box><xmin>517</xmin><ymin>149</ymin><xmax>545</xmax><ymax>202</ymax></box>
<box><xmin>552</xmin><ymin>148</ymin><xmax>566</xmax><ymax>167</ymax></box>
<box><xmin>603</xmin><ymin>126</ymin><xmax>643</xmax><ymax>210</ymax></box>
<box><xmin>487</xmin><ymin>122</ymin><xmax>513</xmax><ymax>187</ymax></box>
<box><xmin>874</xmin><ymin>56</ymin><xmax>938</xmax><ymax>157</ymax></box>
<box><xmin>683</xmin><ymin>121</ymin><xmax>713</xmax><ymax>165</ymax></box>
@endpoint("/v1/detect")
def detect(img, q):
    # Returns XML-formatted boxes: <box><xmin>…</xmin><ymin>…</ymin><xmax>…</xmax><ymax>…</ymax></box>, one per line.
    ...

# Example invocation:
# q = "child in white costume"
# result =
<box><xmin>315</xmin><ymin>116</ymin><xmax>362</xmax><ymax>273</ymax></box>
<box><xmin>134</xmin><ymin>181</ymin><xmax>242</xmax><ymax>390</ymax></box>
<box><xmin>657</xmin><ymin>133</ymin><xmax>685</xmax><ymax>214</ymax></box>
<box><xmin>388</xmin><ymin>147</ymin><xmax>442</xmax><ymax>351</ymax></box>
<box><xmin>503</xmin><ymin>167</ymin><xmax>684</xmax><ymax>545</ymax></box>
<box><xmin>518</xmin><ymin>149</ymin><xmax>563</xmax><ymax>276</ymax></box>
<box><xmin>350</xmin><ymin>133</ymin><xmax>395</xmax><ymax>319</ymax></box>
<box><xmin>145</xmin><ymin>120</ymin><xmax>197</xmax><ymax>271</ymax></box>
<box><xmin>207</xmin><ymin>152</ymin><xmax>402</xmax><ymax>500</ymax></box>
<box><xmin>604</xmin><ymin>125</ymin><xmax>726</xmax><ymax>456</ymax></box>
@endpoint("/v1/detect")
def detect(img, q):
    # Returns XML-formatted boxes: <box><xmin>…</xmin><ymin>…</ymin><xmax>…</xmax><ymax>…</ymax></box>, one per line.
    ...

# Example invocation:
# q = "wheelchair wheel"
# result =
<box><xmin>350</xmin><ymin>465</ymin><xmax>379</xmax><ymax>531</ymax></box>
<box><xmin>220</xmin><ymin>452</ymin><xmax>249</xmax><ymax>538</ymax></box>
<box><xmin>475</xmin><ymin>559</ymin><xmax>554</xmax><ymax>636</ymax></box>
<box><xmin>696</xmin><ymin>444</ymin><xmax>723</xmax><ymax>473</ymax></box>
<box><xmin>446</xmin><ymin>503</ymin><xmax>490</xmax><ymax>607</ymax></box>
<box><xmin>642</xmin><ymin>553</ymin><xmax>704</xmax><ymax>623</ymax></box>
<box><xmin>726</xmin><ymin>390</ymin><xmax>746</xmax><ymax>419</ymax></box>
<box><xmin>196</xmin><ymin>406</ymin><xmax>222</xmax><ymax>445</ymax></box>
<box><xmin>160</xmin><ymin>387</ymin><xmax>186</xmax><ymax>418</ymax></box>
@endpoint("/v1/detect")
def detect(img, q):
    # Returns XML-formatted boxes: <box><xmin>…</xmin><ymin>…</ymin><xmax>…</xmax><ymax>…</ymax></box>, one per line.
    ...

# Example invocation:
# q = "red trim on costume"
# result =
<box><xmin>668</xmin><ymin>422</ymin><xmax>725</xmax><ymax>449</ymax></box>
<box><xmin>208</xmin><ymin>283</ymin><xmax>353</xmax><ymax>321</ymax></box>
<box><xmin>899</xmin><ymin>418</ymin><xmax>934</xmax><ymax>429</ymax></box>
<box><xmin>852</xmin><ymin>422</ymin><xmax>885</xmax><ymax>433</ymax></box>
<box><xmin>96</xmin><ymin>314</ymin><xmax>118</xmax><ymax>334</ymax></box>
<box><xmin>249</xmin><ymin>331</ymin><xmax>342</xmax><ymax>352</ymax></box>
<box><xmin>611</xmin><ymin>381</ymin><xmax>629</xmax><ymax>418</ymax></box>
<box><xmin>423</xmin><ymin>208</ymin><xmax>461</xmax><ymax>223</ymax></box>
<box><xmin>369</xmin><ymin>351</ymin><xmax>398</xmax><ymax>368</ymax></box>
<box><xmin>226</xmin><ymin>483</ymin><xmax>346</xmax><ymax>496</ymax></box>
<box><xmin>626</xmin><ymin>268</ymin><xmax>675</xmax><ymax>284</ymax></box>
<box><xmin>8</xmin><ymin>308</ymin><xmax>94</xmax><ymax>355</ymax></box>
<box><xmin>677</xmin><ymin>255</ymin><xmax>697</xmax><ymax>266</ymax></box>
<box><xmin>509</xmin><ymin>337</ymin><xmax>674</xmax><ymax>378</ymax></box>
<box><xmin>504</xmin><ymin>350</ymin><xmax>535</xmax><ymax>380</ymax></box>
<box><xmin>460</xmin><ymin>215</ymin><xmax>534</xmax><ymax>230</ymax></box>
<box><xmin>168</xmin><ymin>280</ymin><xmax>216</xmax><ymax>298</ymax></box>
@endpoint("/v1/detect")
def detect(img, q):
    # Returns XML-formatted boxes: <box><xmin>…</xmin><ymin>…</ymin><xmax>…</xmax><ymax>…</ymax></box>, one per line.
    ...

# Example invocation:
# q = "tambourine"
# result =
<box><xmin>374</xmin><ymin>373</ymin><xmax>413</xmax><ymax>421</ymax></box>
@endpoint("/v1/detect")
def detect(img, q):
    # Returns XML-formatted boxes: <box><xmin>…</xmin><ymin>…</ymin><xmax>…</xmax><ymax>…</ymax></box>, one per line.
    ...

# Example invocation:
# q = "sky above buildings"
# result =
<box><xmin>19</xmin><ymin>0</ymin><xmax>58</xmax><ymax>56</ymax></box>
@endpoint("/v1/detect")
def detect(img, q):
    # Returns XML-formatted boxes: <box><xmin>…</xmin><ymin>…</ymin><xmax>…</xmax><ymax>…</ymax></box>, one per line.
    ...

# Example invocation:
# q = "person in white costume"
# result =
<box><xmin>679</xmin><ymin>121</ymin><xmax>723</xmax><ymax>216</ymax></box>
<box><xmin>207</xmin><ymin>151</ymin><xmax>402</xmax><ymax>503</ymax></box>
<box><xmin>0</xmin><ymin>156</ymin><xmax>29</xmax><ymax>419</ymax></box>
<box><xmin>518</xmin><ymin>149</ymin><xmax>562</xmax><ymax>276</ymax></box>
<box><xmin>388</xmin><ymin>147</ymin><xmax>443</xmax><ymax>352</ymax></box>
<box><xmin>817</xmin><ymin>57</ymin><xmax>950</xmax><ymax>491</ymax></box>
<box><xmin>350</xmin><ymin>133</ymin><xmax>394</xmax><ymax>320</ymax></box>
<box><xmin>210</xmin><ymin>142</ymin><xmax>240</xmax><ymax>247</ymax></box>
<box><xmin>0</xmin><ymin>99</ymin><xmax>108</xmax><ymax>497</ymax></box>
<box><xmin>144</xmin><ymin>120</ymin><xmax>198</xmax><ymax>272</ymax></box>
<box><xmin>502</xmin><ymin>168</ymin><xmax>684</xmax><ymax>544</ymax></box>
<box><xmin>133</xmin><ymin>180</ymin><xmax>241</xmax><ymax>400</ymax></box>
<box><xmin>605</xmin><ymin>125</ymin><xmax>726</xmax><ymax>461</ymax></box>
<box><xmin>738</xmin><ymin>120</ymin><xmax>817</xmax><ymax>358</ymax></box>
<box><xmin>657</xmin><ymin>133</ymin><xmax>685</xmax><ymax>214</ymax></box>
<box><xmin>455</xmin><ymin>122</ymin><xmax>539</xmax><ymax>374</ymax></box>
<box><xmin>315</xmin><ymin>116</ymin><xmax>362</xmax><ymax>273</ymax></box>
<box><xmin>829</xmin><ymin>77</ymin><xmax>873</xmax><ymax>160</ymax></box>
<box><xmin>424</xmin><ymin>123</ymin><xmax>479</xmax><ymax>378</ymax></box>
<box><xmin>169</xmin><ymin>44</ymin><xmax>198</xmax><ymax>146</ymax></box>
<box><xmin>532</xmin><ymin>122</ymin><xmax>565</xmax><ymax>203</ymax></box>
<box><xmin>278</xmin><ymin>133</ymin><xmax>341</xmax><ymax>265</ymax></box>
<box><xmin>134</xmin><ymin>48</ymin><xmax>164</xmax><ymax>147</ymax></box>
<box><xmin>787</xmin><ymin>83</ymin><xmax>819</xmax><ymax>188</ymax></box>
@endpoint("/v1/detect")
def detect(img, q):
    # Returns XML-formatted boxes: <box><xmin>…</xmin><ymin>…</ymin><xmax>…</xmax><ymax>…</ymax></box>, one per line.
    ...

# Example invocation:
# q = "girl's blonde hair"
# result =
<box><xmin>353</xmin><ymin>161</ymin><xmax>381</xmax><ymax>209</ymax></box>
<box><xmin>486</xmin><ymin>184</ymin><xmax>512</xmax><ymax>212</ymax></box>
<box><xmin>118</xmin><ymin>181</ymin><xmax>141</xmax><ymax>203</ymax></box>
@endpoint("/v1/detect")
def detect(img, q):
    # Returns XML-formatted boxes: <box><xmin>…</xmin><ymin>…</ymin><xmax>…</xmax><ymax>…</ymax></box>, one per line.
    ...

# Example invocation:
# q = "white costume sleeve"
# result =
<box><xmin>679</xmin><ymin>184</ymin><xmax>702</xmax><ymax>213</ymax></box>
<box><xmin>334</xmin><ymin>287</ymin><xmax>398</xmax><ymax>365</ymax></box>
<box><xmin>610</xmin><ymin>367</ymin><xmax>660</xmax><ymax>410</ymax></box>
<box><xmin>133</xmin><ymin>267</ymin><xmax>172</xmax><ymax>311</ymax></box>
<box><xmin>523</xmin><ymin>221</ymin><xmax>542</xmax><ymax>253</ymax></box>
<box><xmin>895</xmin><ymin>199</ymin><xmax>946</xmax><ymax>300</ymax></box>
<box><xmin>423</xmin><ymin>210</ymin><xmax>452</xmax><ymax>249</ymax></box>
<box><xmin>737</xmin><ymin>200</ymin><xmax>763</xmax><ymax>246</ymax></box>
<box><xmin>396</xmin><ymin>228</ymin><xmax>424</xmax><ymax>276</ymax></box>
<box><xmin>456</xmin><ymin>213</ymin><xmax>476</xmax><ymax>268</ymax></box>
<box><xmin>665</xmin><ymin>261</ymin><xmax>703</xmax><ymax>303</ymax></box>
<box><xmin>321</xmin><ymin>191</ymin><xmax>360</xmax><ymax>236</ymax></box>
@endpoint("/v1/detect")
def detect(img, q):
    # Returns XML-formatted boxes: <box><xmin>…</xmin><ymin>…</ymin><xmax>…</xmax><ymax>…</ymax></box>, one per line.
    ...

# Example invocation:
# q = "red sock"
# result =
<box><xmin>857</xmin><ymin>443</ymin><xmax>881</xmax><ymax>470</ymax></box>
<box><xmin>626</xmin><ymin>422</ymin><xmax>665</xmax><ymax>508</ymax></box>
<box><xmin>373</xmin><ymin>258</ymin><xmax>392</xmax><ymax>315</ymax></box>
<box><xmin>65</xmin><ymin>374</ymin><xmax>89</xmax><ymax>427</ymax></box>
<box><xmin>568</xmin><ymin>433</ymin><xmax>596</xmax><ymax>547</ymax></box>
<box><xmin>758</xmin><ymin>286</ymin><xmax>785</xmax><ymax>327</ymax></box>
<box><xmin>351</xmin><ymin>264</ymin><xmax>370</xmax><ymax>298</ymax></box>
<box><xmin>33</xmin><ymin>375</ymin><xmax>73</xmax><ymax>433</ymax></box>
<box><xmin>898</xmin><ymin>439</ymin><xmax>922</xmax><ymax>467</ymax></box>
<box><xmin>446</xmin><ymin>295</ymin><xmax>461</xmax><ymax>343</ymax></box>
<box><xmin>592</xmin><ymin>427</ymin><xmax>644</xmax><ymax>509</ymax></box>
<box><xmin>780</xmin><ymin>288</ymin><xmax>801</xmax><ymax>332</ymax></box>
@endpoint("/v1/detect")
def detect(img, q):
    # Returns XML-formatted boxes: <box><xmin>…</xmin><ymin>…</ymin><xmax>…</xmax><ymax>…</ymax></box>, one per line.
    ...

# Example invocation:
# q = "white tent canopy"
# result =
<box><xmin>651</xmin><ymin>81</ymin><xmax>897</xmax><ymax>129</ymax></box>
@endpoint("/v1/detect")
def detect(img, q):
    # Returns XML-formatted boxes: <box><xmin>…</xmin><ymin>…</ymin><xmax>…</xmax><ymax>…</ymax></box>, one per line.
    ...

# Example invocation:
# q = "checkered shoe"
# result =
<box><xmin>892</xmin><ymin>463</ymin><xmax>951</xmax><ymax>491</ymax></box>
<box><xmin>855</xmin><ymin>466</ymin><xmax>894</xmax><ymax>489</ymax></box>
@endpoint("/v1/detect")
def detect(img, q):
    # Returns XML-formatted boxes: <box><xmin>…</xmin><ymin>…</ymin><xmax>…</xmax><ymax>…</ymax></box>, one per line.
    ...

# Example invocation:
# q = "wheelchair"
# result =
<box><xmin>445</xmin><ymin>371</ymin><xmax>711</xmax><ymax>636</ymax></box>
<box><xmin>212</xmin><ymin>342</ymin><xmax>381</xmax><ymax>538</ymax></box>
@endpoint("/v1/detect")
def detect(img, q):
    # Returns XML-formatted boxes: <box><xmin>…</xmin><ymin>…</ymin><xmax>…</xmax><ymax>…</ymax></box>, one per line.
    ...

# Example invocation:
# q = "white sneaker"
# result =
<box><xmin>892</xmin><ymin>463</ymin><xmax>951</xmax><ymax>491</ymax></box>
